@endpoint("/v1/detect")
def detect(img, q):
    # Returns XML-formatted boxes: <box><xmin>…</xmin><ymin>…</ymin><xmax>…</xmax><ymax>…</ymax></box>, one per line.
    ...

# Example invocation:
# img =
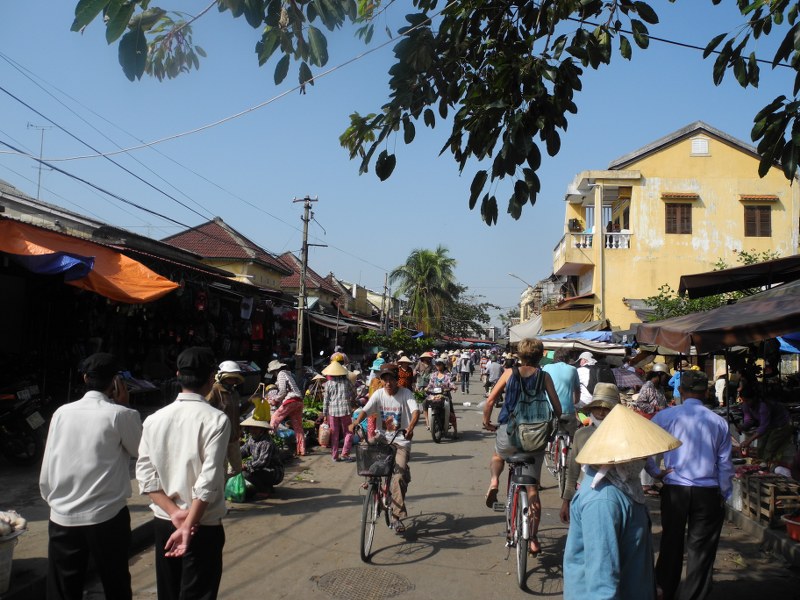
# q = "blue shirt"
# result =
<box><xmin>667</xmin><ymin>371</ymin><xmax>682</xmax><ymax>399</ymax></box>
<box><xmin>543</xmin><ymin>362</ymin><xmax>579</xmax><ymax>415</ymax></box>
<box><xmin>646</xmin><ymin>399</ymin><xmax>734</xmax><ymax>499</ymax></box>
<box><xmin>563</xmin><ymin>468</ymin><xmax>656</xmax><ymax>600</ymax></box>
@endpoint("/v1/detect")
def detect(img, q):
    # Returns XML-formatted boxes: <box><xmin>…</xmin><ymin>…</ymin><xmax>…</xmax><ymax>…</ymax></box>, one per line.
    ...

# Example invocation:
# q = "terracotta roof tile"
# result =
<box><xmin>277</xmin><ymin>251</ymin><xmax>340</xmax><ymax>295</ymax></box>
<box><xmin>162</xmin><ymin>218</ymin><xmax>290</xmax><ymax>274</ymax></box>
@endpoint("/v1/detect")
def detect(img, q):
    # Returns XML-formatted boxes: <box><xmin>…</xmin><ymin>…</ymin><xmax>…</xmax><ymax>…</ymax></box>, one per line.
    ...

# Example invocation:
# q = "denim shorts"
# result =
<box><xmin>495</xmin><ymin>425</ymin><xmax>543</xmax><ymax>483</ymax></box>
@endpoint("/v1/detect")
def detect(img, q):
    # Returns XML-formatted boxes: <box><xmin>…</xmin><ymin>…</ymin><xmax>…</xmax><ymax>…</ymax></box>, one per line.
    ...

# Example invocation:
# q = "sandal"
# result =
<box><xmin>529</xmin><ymin>535</ymin><xmax>541</xmax><ymax>556</ymax></box>
<box><xmin>485</xmin><ymin>487</ymin><xmax>499</xmax><ymax>509</ymax></box>
<box><xmin>393</xmin><ymin>520</ymin><xmax>406</xmax><ymax>535</ymax></box>
<box><xmin>644</xmin><ymin>487</ymin><xmax>660</xmax><ymax>497</ymax></box>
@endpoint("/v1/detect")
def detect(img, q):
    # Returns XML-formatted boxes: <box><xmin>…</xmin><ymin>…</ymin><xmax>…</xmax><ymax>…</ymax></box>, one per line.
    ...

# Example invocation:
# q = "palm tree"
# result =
<box><xmin>390</xmin><ymin>246</ymin><xmax>459</xmax><ymax>334</ymax></box>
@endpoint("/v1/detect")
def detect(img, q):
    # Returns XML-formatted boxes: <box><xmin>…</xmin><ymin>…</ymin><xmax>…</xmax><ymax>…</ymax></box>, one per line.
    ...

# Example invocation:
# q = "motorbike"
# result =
<box><xmin>0</xmin><ymin>383</ymin><xmax>47</xmax><ymax>465</ymax></box>
<box><xmin>427</xmin><ymin>387</ymin><xmax>456</xmax><ymax>443</ymax></box>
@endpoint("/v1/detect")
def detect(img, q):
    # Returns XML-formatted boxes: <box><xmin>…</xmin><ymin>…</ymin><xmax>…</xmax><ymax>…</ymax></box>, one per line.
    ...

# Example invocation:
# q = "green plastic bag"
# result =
<box><xmin>225</xmin><ymin>473</ymin><xmax>247</xmax><ymax>503</ymax></box>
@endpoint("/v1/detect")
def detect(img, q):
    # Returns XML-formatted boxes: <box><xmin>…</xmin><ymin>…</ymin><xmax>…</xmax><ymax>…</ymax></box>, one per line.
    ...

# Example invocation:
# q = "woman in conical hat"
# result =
<box><xmin>559</xmin><ymin>382</ymin><xmax>621</xmax><ymax>524</ymax></box>
<box><xmin>563</xmin><ymin>404</ymin><xmax>680</xmax><ymax>600</ymax></box>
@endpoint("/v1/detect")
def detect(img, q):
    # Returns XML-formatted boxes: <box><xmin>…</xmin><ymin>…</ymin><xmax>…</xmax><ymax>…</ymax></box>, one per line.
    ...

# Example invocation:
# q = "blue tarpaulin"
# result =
<box><xmin>538</xmin><ymin>330</ymin><xmax>614</xmax><ymax>342</ymax></box>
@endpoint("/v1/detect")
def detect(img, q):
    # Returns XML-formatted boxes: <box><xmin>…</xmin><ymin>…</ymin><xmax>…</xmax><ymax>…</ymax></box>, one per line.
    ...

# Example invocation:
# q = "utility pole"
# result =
<box><xmin>27</xmin><ymin>123</ymin><xmax>52</xmax><ymax>200</ymax></box>
<box><xmin>382</xmin><ymin>273</ymin><xmax>390</xmax><ymax>335</ymax></box>
<box><xmin>293</xmin><ymin>195</ymin><xmax>318</xmax><ymax>380</ymax></box>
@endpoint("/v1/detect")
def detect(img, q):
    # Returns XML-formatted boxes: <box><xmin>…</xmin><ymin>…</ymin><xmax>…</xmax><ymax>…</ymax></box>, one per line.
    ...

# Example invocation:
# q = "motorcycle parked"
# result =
<box><xmin>0</xmin><ymin>383</ymin><xmax>47</xmax><ymax>465</ymax></box>
<box><xmin>427</xmin><ymin>387</ymin><xmax>456</xmax><ymax>443</ymax></box>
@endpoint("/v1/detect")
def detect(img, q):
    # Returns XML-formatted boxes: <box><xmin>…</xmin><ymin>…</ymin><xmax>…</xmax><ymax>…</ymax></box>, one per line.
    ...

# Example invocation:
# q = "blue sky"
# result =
<box><xmin>0</xmin><ymin>1</ymin><xmax>793</xmax><ymax>327</ymax></box>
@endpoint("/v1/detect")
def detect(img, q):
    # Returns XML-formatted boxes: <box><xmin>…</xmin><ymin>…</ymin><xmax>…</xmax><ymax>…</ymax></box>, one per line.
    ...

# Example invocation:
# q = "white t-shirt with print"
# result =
<box><xmin>362</xmin><ymin>387</ymin><xmax>419</xmax><ymax>448</ymax></box>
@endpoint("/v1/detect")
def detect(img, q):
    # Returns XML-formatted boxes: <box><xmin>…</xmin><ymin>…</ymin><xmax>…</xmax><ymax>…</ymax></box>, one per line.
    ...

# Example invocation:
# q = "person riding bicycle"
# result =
<box><xmin>349</xmin><ymin>363</ymin><xmax>420</xmax><ymax>535</ymax></box>
<box><xmin>482</xmin><ymin>338</ymin><xmax>561</xmax><ymax>555</ymax></box>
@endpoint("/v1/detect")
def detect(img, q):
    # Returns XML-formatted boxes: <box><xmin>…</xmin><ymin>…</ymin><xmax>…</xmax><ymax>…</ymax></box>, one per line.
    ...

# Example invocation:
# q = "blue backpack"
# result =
<box><xmin>506</xmin><ymin>367</ymin><xmax>555</xmax><ymax>453</ymax></box>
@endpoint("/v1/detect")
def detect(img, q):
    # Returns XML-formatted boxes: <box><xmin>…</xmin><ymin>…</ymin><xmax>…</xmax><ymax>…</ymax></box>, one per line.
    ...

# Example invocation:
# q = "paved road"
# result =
<box><xmin>23</xmin><ymin>375</ymin><xmax>800</xmax><ymax>599</ymax></box>
<box><xmin>122</xmin><ymin>385</ymin><xmax>568</xmax><ymax>599</ymax></box>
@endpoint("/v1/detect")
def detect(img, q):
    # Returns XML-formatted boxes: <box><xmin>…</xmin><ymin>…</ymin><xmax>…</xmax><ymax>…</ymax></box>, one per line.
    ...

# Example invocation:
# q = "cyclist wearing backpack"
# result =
<box><xmin>482</xmin><ymin>338</ymin><xmax>561</xmax><ymax>555</ymax></box>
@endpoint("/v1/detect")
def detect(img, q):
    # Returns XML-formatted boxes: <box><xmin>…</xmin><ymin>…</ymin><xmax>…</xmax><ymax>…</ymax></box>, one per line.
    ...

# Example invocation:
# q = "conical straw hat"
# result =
<box><xmin>575</xmin><ymin>405</ymin><xmax>681</xmax><ymax>465</ymax></box>
<box><xmin>321</xmin><ymin>361</ymin><xmax>348</xmax><ymax>377</ymax></box>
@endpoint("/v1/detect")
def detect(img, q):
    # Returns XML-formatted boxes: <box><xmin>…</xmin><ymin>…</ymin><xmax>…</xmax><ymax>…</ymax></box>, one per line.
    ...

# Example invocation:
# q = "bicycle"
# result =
<box><xmin>355</xmin><ymin>430</ymin><xmax>402</xmax><ymax>562</ymax></box>
<box><xmin>490</xmin><ymin>451</ymin><xmax>539</xmax><ymax>590</ymax></box>
<box><xmin>544</xmin><ymin>419</ymin><xmax>572</xmax><ymax>497</ymax></box>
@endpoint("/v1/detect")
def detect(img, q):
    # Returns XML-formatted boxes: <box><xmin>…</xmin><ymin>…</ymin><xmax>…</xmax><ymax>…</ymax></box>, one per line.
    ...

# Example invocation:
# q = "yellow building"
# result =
<box><xmin>552</xmin><ymin>122</ymin><xmax>800</xmax><ymax>329</ymax></box>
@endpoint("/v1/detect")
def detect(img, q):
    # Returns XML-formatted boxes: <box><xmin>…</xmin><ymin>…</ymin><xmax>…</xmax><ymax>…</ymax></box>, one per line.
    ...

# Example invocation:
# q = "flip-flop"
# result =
<box><xmin>485</xmin><ymin>487</ymin><xmax>499</xmax><ymax>509</ymax></box>
<box><xmin>393</xmin><ymin>521</ymin><xmax>406</xmax><ymax>534</ymax></box>
<box><xmin>529</xmin><ymin>535</ymin><xmax>541</xmax><ymax>556</ymax></box>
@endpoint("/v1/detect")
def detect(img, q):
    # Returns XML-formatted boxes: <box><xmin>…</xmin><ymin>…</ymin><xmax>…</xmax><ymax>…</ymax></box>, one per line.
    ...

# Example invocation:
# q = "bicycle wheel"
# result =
<box><xmin>360</xmin><ymin>481</ymin><xmax>379</xmax><ymax>562</ymax></box>
<box><xmin>515</xmin><ymin>488</ymin><xmax>528</xmax><ymax>590</ymax></box>
<box><xmin>556</xmin><ymin>438</ymin><xmax>567</xmax><ymax>497</ymax></box>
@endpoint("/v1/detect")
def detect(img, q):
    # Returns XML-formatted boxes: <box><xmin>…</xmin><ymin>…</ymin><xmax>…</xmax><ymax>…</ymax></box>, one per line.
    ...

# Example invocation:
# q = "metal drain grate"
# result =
<box><xmin>314</xmin><ymin>567</ymin><xmax>414</xmax><ymax>599</ymax></box>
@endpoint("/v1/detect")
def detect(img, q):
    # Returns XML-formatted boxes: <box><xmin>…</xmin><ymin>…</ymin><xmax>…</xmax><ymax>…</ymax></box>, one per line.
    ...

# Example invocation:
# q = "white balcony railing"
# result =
<box><xmin>553</xmin><ymin>232</ymin><xmax>632</xmax><ymax>263</ymax></box>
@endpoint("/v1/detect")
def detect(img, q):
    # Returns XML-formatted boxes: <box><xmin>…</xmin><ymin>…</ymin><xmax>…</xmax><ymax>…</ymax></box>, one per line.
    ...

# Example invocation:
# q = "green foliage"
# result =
<box><xmin>389</xmin><ymin>245</ymin><xmax>458</xmax><ymax>334</ymax></box>
<box><xmin>438</xmin><ymin>288</ymin><xmax>499</xmax><ymax>339</ymax></box>
<box><xmin>74</xmin><ymin>1</ymin><xmax>800</xmax><ymax>222</ymax></box>
<box><xmin>358</xmin><ymin>328</ymin><xmax>432</xmax><ymax>355</ymax></box>
<box><xmin>644</xmin><ymin>249</ymin><xmax>782</xmax><ymax>321</ymax></box>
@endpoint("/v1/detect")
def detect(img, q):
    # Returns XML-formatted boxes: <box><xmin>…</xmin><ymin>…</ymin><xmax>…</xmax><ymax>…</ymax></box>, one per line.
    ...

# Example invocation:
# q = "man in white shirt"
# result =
<box><xmin>349</xmin><ymin>363</ymin><xmax>419</xmax><ymax>534</ymax></box>
<box><xmin>484</xmin><ymin>355</ymin><xmax>504</xmax><ymax>396</ymax></box>
<box><xmin>576</xmin><ymin>351</ymin><xmax>597</xmax><ymax>407</ymax></box>
<box><xmin>137</xmin><ymin>347</ymin><xmax>230</xmax><ymax>600</ymax></box>
<box><xmin>40</xmin><ymin>353</ymin><xmax>142</xmax><ymax>600</ymax></box>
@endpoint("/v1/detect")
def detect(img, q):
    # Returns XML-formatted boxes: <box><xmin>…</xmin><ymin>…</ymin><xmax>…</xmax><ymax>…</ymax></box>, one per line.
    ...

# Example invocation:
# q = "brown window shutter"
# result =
<box><xmin>679</xmin><ymin>204</ymin><xmax>692</xmax><ymax>234</ymax></box>
<box><xmin>666</xmin><ymin>204</ymin><xmax>676</xmax><ymax>234</ymax></box>
<box><xmin>759</xmin><ymin>206</ymin><xmax>771</xmax><ymax>236</ymax></box>
<box><xmin>745</xmin><ymin>206</ymin><xmax>756</xmax><ymax>236</ymax></box>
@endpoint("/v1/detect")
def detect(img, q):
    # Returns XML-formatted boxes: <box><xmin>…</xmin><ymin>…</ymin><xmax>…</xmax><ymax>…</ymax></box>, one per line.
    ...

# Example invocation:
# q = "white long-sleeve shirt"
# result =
<box><xmin>40</xmin><ymin>391</ymin><xmax>142</xmax><ymax>527</ymax></box>
<box><xmin>136</xmin><ymin>393</ymin><xmax>230</xmax><ymax>524</ymax></box>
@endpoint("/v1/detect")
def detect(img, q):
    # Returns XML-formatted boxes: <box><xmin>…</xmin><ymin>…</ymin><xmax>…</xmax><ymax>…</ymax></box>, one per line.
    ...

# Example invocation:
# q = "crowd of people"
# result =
<box><xmin>36</xmin><ymin>341</ymin><xmax>796</xmax><ymax>599</ymax></box>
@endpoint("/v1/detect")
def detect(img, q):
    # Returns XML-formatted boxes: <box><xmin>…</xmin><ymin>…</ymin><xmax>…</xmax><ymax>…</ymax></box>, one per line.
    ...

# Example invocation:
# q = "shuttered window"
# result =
<box><xmin>665</xmin><ymin>203</ymin><xmax>691</xmax><ymax>234</ymax></box>
<box><xmin>744</xmin><ymin>205</ymin><xmax>771</xmax><ymax>237</ymax></box>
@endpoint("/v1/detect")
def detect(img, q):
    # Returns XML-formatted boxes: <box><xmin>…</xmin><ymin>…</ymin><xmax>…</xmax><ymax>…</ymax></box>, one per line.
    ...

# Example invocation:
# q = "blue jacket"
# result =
<box><xmin>563</xmin><ymin>468</ymin><xmax>656</xmax><ymax>600</ymax></box>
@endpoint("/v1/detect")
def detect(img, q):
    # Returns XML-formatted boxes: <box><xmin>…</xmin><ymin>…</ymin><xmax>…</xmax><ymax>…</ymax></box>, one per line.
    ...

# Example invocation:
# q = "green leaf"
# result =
<box><xmin>403</xmin><ymin>117</ymin><xmax>415</xmax><ymax>144</ymax></box>
<box><xmin>423</xmin><ymin>108</ymin><xmax>435</xmax><ymax>128</ymax></box>
<box><xmin>703</xmin><ymin>33</ymin><xmax>726</xmax><ymax>59</ymax></box>
<box><xmin>375</xmin><ymin>150</ymin><xmax>396</xmax><ymax>181</ymax></box>
<box><xmin>634</xmin><ymin>2</ymin><xmax>659</xmax><ymax>25</ymax></box>
<box><xmin>195</xmin><ymin>46</ymin><xmax>207</xmax><ymax>58</ymax></box>
<box><xmin>118</xmin><ymin>25</ymin><xmax>147</xmax><ymax>81</ymax></box>
<box><xmin>105</xmin><ymin>2</ymin><xmax>135</xmax><ymax>44</ymax></box>
<box><xmin>72</xmin><ymin>0</ymin><xmax>108</xmax><ymax>32</ymax></box>
<box><xmin>619</xmin><ymin>35</ymin><xmax>632</xmax><ymax>60</ymax></box>
<box><xmin>514</xmin><ymin>180</ymin><xmax>529</xmax><ymax>206</ymax></box>
<box><xmin>299</xmin><ymin>61</ymin><xmax>314</xmax><ymax>86</ymax></box>
<box><xmin>308</xmin><ymin>26</ymin><xmax>329</xmax><ymax>67</ymax></box>
<box><xmin>256</xmin><ymin>28</ymin><xmax>280</xmax><ymax>65</ymax></box>
<box><xmin>481</xmin><ymin>194</ymin><xmax>498</xmax><ymax>225</ymax></box>
<box><xmin>274</xmin><ymin>54</ymin><xmax>289</xmax><ymax>84</ymax></box>
<box><xmin>469</xmin><ymin>170</ymin><xmax>487</xmax><ymax>210</ymax></box>
<box><xmin>630</xmin><ymin>19</ymin><xmax>649</xmax><ymax>49</ymax></box>
<box><xmin>243</xmin><ymin>0</ymin><xmax>265</xmax><ymax>28</ymax></box>
<box><xmin>733</xmin><ymin>57</ymin><xmax>747</xmax><ymax>87</ymax></box>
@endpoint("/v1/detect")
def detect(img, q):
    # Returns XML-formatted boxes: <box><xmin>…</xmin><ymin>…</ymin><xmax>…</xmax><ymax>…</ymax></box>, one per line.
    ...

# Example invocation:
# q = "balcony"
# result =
<box><xmin>553</xmin><ymin>232</ymin><xmax>632</xmax><ymax>276</ymax></box>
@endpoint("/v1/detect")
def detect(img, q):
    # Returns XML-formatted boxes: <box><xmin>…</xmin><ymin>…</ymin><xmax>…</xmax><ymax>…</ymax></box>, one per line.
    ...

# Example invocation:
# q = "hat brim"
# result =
<box><xmin>322</xmin><ymin>362</ymin><xmax>348</xmax><ymax>377</ymax></box>
<box><xmin>241</xmin><ymin>417</ymin><xmax>272</xmax><ymax>429</ymax></box>
<box><xmin>575</xmin><ymin>405</ymin><xmax>681</xmax><ymax>465</ymax></box>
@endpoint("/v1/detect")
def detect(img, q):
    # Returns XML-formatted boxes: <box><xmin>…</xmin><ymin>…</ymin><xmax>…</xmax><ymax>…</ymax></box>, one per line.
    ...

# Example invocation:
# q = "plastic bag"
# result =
<box><xmin>225</xmin><ymin>473</ymin><xmax>247</xmax><ymax>503</ymax></box>
<box><xmin>318</xmin><ymin>422</ymin><xmax>331</xmax><ymax>447</ymax></box>
<box><xmin>249</xmin><ymin>383</ymin><xmax>271</xmax><ymax>422</ymax></box>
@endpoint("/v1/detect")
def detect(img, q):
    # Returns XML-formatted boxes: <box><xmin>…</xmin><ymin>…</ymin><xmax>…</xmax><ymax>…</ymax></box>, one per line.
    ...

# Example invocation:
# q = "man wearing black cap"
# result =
<box><xmin>40</xmin><ymin>353</ymin><xmax>142</xmax><ymax>600</ymax></box>
<box><xmin>136</xmin><ymin>347</ymin><xmax>230</xmax><ymax>600</ymax></box>
<box><xmin>647</xmin><ymin>370</ymin><xmax>733</xmax><ymax>600</ymax></box>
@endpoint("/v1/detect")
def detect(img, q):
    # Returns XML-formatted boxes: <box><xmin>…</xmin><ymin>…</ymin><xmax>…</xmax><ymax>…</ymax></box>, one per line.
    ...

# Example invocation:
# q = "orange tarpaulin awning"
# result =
<box><xmin>0</xmin><ymin>219</ymin><xmax>179</xmax><ymax>303</ymax></box>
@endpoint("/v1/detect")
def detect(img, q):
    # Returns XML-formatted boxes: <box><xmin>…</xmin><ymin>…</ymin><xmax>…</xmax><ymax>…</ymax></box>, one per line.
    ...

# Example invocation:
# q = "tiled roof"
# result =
<box><xmin>277</xmin><ymin>252</ymin><xmax>340</xmax><ymax>296</ymax></box>
<box><xmin>162</xmin><ymin>218</ymin><xmax>291</xmax><ymax>274</ymax></box>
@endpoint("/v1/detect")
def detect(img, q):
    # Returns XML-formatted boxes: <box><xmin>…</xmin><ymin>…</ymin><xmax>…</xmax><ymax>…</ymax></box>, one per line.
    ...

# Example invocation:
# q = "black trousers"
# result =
<box><xmin>656</xmin><ymin>484</ymin><xmax>725</xmax><ymax>600</ymax></box>
<box><xmin>47</xmin><ymin>506</ymin><xmax>132</xmax><ymax>600</ymax></box>
<box><xmin>153</xmin><ymin>518</ymin><xmax>225</xmax><ymax>600</ymax></box>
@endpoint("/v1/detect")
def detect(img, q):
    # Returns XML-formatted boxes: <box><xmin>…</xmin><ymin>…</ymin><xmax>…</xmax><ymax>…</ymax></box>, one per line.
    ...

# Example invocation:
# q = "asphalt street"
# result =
<box><xmin>6</xmin><ymin>373</ymin><xmax>800</xmax><ymax>599</ymax></box>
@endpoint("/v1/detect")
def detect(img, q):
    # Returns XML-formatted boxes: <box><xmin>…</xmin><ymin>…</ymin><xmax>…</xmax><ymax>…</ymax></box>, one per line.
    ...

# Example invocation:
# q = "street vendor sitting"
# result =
<box><xmin>240</xmin><ymin>417</ymin><xmax>284</xmax><ymax>499</ymax></box>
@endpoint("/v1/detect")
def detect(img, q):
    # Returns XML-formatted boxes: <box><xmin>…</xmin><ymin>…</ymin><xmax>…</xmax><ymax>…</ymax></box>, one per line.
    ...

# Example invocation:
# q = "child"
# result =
<box><xmin>240</xmin><ymin>417</ymin><xmax>284</xmax><ymax>499</ymax></box>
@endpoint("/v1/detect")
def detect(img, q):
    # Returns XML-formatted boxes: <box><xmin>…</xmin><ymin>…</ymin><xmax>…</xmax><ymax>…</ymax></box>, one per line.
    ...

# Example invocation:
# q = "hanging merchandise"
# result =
<box><xmin>240</xmin><ymin>297</ymin><xmax>254</xmax><ymax>320</ymax></box>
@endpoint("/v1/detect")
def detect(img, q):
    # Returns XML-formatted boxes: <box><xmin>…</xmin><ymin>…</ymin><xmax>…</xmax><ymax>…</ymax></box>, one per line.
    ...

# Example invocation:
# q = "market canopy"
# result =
<box><xmin>509</xmin><ymin>315</ymin><xmax>543</xmax><ymax>343</ymax></box>
<box><xmin>635</xmin><ymin>288</ymin><xmax>800</xmax><ymax>354</ymax></box>
<box><xmin>677</xmin><ymin>254</ymin><xmax>800</xmax><ymax>299</ymax></box>
<box><xmin>0</xmin><ymin>219</ymin><xmax>178</xmax><ymax>303</ymax></box>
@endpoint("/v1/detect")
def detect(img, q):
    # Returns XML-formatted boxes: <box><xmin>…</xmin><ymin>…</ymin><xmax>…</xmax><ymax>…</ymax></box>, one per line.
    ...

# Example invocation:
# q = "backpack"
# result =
<box><xmin>506</xmin><ymin>367</ymin><xmax>555</xmax><ymax>453</ymax></box>
<box><xmin>587</xmin><ymin>363</ymin><xmax>616</xmax><ymax>394</ymax></box>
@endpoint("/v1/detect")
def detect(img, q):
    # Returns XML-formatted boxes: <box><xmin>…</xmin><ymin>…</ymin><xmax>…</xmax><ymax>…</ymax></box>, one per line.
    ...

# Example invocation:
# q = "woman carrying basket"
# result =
<box><xmin>349</xmin><ymin>363</ymin><xmax>420</xmax><ymax>535</ymax></box>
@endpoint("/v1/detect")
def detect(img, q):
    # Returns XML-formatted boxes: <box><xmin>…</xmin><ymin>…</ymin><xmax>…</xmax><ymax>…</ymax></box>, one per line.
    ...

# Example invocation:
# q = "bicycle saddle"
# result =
<box><xmin>506</xmin><ymin>452</ymin><xmax>538</xmax><ymax>465</ymax></box>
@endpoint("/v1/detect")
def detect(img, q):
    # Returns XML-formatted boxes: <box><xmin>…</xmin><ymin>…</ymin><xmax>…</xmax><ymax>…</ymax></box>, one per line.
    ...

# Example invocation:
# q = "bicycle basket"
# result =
<box><xmin>355</xmin><ymin>443</ymin><xmax>396</xmax><ymax>477</ymax></box>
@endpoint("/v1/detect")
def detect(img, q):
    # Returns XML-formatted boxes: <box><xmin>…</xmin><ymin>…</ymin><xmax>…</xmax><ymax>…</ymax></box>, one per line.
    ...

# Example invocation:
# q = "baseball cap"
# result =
<box><xmin>379</xmin><ymin>363</ymin><xmax>399</xmax><ymax>379</ymax></box>
<box><xmin>177</xmin><ymin>347</ymin><xmax>216</xmax><ymax>379</ymax></box>
<box><xmin>81</xmin><ymin>353</ymin><xmax>119</xmax><ymax>380</ymax></box>
<box><xmin>680</xmin><ymin>370</ymin><xmax>708</xmax><ymax>392</ymax></box>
